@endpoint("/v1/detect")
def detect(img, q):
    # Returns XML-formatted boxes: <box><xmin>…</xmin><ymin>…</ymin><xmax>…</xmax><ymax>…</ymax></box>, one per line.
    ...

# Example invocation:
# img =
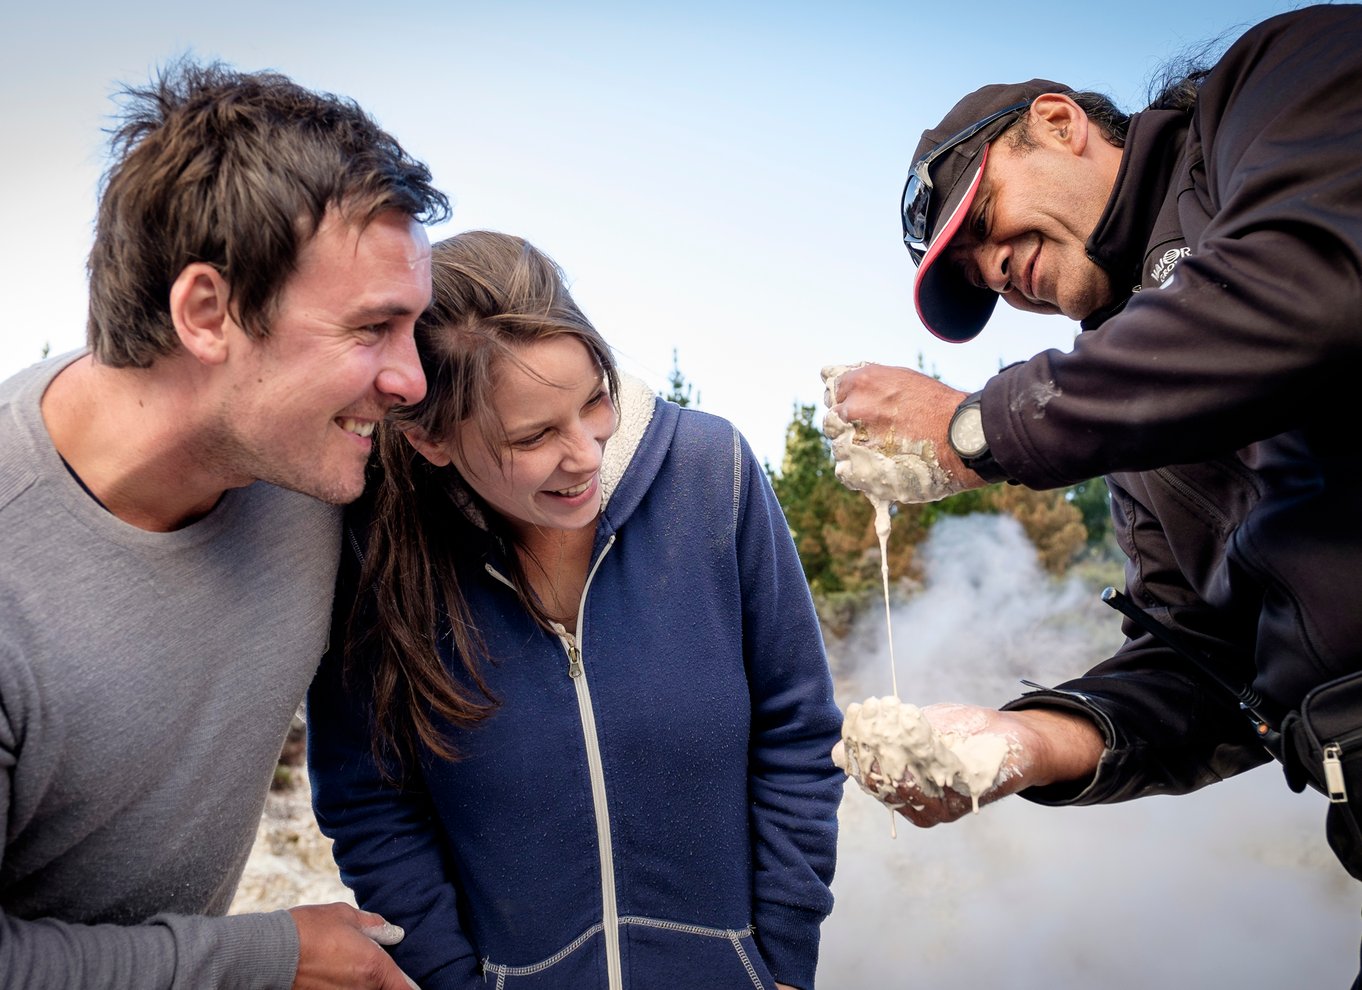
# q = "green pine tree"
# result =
<box><xmin>662</xmin><ymin>348</ymin><xmax>696</xmax><ymax>407</ymax></box>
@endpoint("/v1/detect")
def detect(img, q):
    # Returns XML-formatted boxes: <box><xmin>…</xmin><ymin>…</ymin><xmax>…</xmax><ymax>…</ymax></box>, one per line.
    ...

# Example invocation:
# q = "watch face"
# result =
<box><xmin>949</xmin><ymin>405</ymin><xmax>988</xmax><ymax>459</ymax></box>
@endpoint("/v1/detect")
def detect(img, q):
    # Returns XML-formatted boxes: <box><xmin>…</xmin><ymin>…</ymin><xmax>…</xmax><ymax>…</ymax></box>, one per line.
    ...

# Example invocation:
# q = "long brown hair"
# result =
<box><xmin>350</xmin><ymin>230</ymin><xmax>618</xmax><ymax>774</ymax></box>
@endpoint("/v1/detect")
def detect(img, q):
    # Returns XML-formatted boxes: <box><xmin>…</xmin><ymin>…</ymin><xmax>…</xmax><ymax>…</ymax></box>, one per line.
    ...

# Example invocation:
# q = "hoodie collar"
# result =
<box><xmin>599</xmin><ymin>372</ymin><xmax>656</xmax><ymax>511</ymax></box>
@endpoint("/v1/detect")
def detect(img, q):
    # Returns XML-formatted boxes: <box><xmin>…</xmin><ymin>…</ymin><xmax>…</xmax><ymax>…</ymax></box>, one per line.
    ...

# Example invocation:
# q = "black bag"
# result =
<box><xmin>1099</xmin><ymin>587</ymin><xmax>1362</xmax><ymax>880</ymax></box>
<box><xmin>1281</xmin><ymin>670</ymin><xmax>1362</xmax><ymax>882</ymax></box>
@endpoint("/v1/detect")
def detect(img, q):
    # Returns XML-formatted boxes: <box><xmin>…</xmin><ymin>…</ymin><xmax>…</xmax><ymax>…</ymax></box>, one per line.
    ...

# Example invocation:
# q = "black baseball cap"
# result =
<box><xmin>904</xmin><ymin>79</ymin><xmax>1070</xmax><ymax>342</ymax></box>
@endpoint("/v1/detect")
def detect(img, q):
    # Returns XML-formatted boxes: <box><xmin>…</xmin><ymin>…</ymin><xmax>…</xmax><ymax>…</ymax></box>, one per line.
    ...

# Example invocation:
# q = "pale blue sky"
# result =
<box><xmin>0</xmin><ymin>0</ymin><xmax>1311</xmax><ymax>466</ymax></box>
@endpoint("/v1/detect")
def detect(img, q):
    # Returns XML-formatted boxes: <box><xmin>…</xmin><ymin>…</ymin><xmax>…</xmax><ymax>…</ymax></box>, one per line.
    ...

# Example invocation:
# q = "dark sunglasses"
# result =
<box><xmin>901</xmin><ymin>100</ymin><xmax>1031</xmax><ymax>265</ymax></box>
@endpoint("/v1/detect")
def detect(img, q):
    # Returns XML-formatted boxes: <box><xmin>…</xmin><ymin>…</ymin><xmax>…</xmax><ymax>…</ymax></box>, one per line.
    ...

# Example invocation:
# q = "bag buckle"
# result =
<box><xmin>1324</xmin><ymin>743</ymin><xmax>1349</xmax><ymax>803</ymax></box>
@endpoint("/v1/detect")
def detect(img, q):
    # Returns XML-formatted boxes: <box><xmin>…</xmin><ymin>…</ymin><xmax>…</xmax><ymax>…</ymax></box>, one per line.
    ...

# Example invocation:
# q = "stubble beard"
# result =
<box><xmin>194</xmin><ymin>415</ymin><xmax>366</xmax><ymax>506</ymax></box>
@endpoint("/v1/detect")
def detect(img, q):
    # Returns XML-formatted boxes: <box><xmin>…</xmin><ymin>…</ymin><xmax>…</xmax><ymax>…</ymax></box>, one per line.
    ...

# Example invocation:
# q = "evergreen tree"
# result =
<box><xmin>927</xmin><ymin>484</ymin><xmax>1089</xmax><ymax>574</ymax></box>
<box><xmin>988</xmin><ymin>485</ymin><xmax>1088</xmax><ymax>573</ymax></box>
<box><xmin>662</xmin><ymin>348</ymin><xmax>696</xmax><ymax>407</ymax></box>
<box><xmin>1066</xmin><ymin>478</ymin><xmax>1114</xmax><ymax>549</ymax></box>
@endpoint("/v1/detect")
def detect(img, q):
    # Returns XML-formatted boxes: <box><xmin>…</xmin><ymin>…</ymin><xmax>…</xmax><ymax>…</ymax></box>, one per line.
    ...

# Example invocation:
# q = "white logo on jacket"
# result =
<box><xmin>1150</xmin><ymin>246</ymin><xmax>1191</xmax><ymax>287</ymax></box>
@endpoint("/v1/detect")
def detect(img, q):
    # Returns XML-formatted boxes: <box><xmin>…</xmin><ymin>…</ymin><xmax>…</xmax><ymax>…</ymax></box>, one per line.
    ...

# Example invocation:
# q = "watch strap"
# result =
<box><xmin>951</xmin><ymin>390</ymin><xmax>1013</xmax><ymax>485</ymax></box>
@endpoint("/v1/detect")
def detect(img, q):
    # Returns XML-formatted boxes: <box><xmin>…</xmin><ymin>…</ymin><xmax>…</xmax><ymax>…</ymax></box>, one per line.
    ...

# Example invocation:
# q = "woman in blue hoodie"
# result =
<box><xmin>307</xmin><ymin>230</ymin><xmax>842</xmax><ymax>990</ymax></box>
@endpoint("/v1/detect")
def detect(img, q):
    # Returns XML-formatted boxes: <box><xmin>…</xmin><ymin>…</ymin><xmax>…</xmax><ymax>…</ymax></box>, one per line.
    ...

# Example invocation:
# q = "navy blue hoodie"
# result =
<box><xmin>308</xmin><ymin>381</ymin><xmax>841</xmax><ymax>989</ymax></box>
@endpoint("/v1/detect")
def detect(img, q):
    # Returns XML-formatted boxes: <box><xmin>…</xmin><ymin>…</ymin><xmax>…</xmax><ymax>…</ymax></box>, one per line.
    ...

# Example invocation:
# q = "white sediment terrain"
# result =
<box><xmin>229</xmin><ymin>766</ymin><xmax>353</xmax><ymax>915</ymax></box>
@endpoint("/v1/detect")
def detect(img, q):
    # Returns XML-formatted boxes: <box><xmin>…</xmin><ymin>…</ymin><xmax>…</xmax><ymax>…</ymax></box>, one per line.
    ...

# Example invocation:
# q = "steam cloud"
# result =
<box><xmin>818</xmin><ymin>514</ymin><xmax>1358</xmax><ymax>988</ymax></box>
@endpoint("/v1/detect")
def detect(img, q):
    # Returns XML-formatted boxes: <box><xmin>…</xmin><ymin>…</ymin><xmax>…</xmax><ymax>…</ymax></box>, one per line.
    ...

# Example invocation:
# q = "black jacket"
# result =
<box><xmin>982</xmin><ymin>5</ymin><xmax>1362</xmax><ymax>804</ymax></box>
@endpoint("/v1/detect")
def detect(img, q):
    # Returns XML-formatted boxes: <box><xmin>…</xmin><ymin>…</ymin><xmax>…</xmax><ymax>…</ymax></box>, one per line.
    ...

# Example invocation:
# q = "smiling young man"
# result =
<box><xmin>0</xmin><ymin>61</ymin><xmax>447</xmax><ymax>989</ymax></box>
<box><xmin>826</xmin><ymin>6</ymin><xmax>1362</xmax><ymax>981</ymax></box>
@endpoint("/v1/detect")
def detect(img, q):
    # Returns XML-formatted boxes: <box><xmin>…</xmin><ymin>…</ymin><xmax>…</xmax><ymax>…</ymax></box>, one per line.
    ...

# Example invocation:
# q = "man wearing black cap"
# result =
<box><xmin>825</xmin><ymin>0</ymin><xmax>1362</xmax><ymax>921</ymax></box>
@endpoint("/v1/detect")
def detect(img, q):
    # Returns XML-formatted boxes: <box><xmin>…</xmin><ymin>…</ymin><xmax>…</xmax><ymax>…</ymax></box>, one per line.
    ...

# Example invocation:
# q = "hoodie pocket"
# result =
<box><xmin>621</xmin><ymin>916</ymin><xmax>774</xmax><ymax>990</ymax></box>
<box><xmin>481</xmin><ymin>925</ymin><xmax>609</xmax><ymax>989</ymax></box>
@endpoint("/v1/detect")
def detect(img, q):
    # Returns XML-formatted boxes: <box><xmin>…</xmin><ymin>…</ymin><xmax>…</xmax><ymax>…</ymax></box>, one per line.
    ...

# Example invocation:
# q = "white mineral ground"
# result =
<box><xmin>820</xmin><ymin>363</ymin><xmax>1012</xmax><ymax>814</ymax></box>
<box><xmin>229</xmin><ymin>764</ymin><xmax>353</xmax><ymax>914</ymax></box>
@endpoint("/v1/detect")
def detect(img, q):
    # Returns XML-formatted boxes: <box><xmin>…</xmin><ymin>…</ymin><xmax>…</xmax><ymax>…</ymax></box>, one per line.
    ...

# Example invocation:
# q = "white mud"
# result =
<box><xmin>831</xmin><ymin>695</ymin><xmax>1016</xmax><ymax>814</ymax></box>
<box><xmin>820</xmin><ymin>364</ymin><xmax>966</xmax><ymax>506</ymax></box>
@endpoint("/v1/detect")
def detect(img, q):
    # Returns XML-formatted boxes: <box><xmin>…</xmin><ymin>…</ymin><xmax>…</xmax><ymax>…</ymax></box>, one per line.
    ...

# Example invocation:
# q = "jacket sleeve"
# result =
<box><xmin>733</xmin><ymin>431</ymin><xmax>842</xmax><ymax>990</ymax></box>
<box><xmin>984</xmin><ymin>6</ymin><xmax>1362</xmax><ymax>490</ymax></box>
<box><xmin>1001</xmin><ymin>473</ymin><xmax>1271</xmax><ymax>805</ymax></box>
<box><xmin>0</xmin><ymin>640</ymin><xmax>299</xmax><ymax>990</ymax></box>
<box><xmin>305</xmin><ymin>539</ymin><xmax>483</xmax><ymax>990</ymax></box>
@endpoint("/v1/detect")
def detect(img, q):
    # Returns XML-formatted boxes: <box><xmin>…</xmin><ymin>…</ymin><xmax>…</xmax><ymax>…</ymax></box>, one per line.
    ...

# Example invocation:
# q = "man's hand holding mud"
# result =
<box><xmin>879</xmin><ymin>704</ymin><xmax>1107</xmax><ymax>829</ymax></box>
<box><xmin>820</xmin><ymin>362</ymin><xmax>986</xmax><ymax>504</ymax></box>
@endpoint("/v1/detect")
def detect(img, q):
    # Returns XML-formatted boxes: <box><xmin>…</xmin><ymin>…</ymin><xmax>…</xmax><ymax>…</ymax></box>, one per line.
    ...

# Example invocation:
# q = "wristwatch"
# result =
<box><xmin>946</xmin><ymin>390</ymin><xmax>1012</xmax><ymax>484</ymax></box>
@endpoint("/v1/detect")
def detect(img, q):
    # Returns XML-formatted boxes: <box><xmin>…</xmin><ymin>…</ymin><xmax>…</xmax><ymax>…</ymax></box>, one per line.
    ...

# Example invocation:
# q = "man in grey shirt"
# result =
<box><xmin>0</xmin><ymin>61</ymin><xmax>448</xmax><ymax>988</ymax></box>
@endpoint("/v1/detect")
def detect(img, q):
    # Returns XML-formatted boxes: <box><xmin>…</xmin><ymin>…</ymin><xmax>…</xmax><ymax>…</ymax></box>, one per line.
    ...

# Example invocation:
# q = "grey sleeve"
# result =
<box><xmin>0</xmin><ymin>908</ymin><xmax>299</xmax><ymax>990</ymax></box>
<box><xmin>0</xmin><ymin>689</ymin><xmax>300</xmax><ymax>989</ymax></box>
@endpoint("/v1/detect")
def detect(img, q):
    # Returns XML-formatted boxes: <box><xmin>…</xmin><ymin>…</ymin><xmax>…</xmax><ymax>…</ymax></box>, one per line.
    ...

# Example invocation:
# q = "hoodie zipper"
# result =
<box><xmin>485</xmin><ymin>535</ymin><xmax>623</xmax><ymax>987</ymax></box>
<box><xmin>554</xmin><ymin>534</ymin><xmax>620</xmax><ymax>989</ymax></box>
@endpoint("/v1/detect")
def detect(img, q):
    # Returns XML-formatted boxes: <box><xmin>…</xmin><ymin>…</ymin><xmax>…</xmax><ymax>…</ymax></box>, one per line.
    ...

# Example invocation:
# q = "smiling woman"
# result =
<box><xmin>305</xmin><ymin>230</ymin><xmax>844</xmax><ymax>990</ymax></box>
<box><xmin>403</xmin><ymin>334</ymin><xmax>617</xmax><ymax>605</ymax></box>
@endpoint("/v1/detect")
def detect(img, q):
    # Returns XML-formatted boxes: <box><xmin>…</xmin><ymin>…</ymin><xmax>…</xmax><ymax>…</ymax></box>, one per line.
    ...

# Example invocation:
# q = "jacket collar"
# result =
<box><xmin>596</xmin><ymin>375</ymin><xmax>681</xmax><ymax>542</ymax></box>
<box><xmin>1081</xmin><ymin>108</ymin><xmax>1191</xmax><ymax>331</ymax></box>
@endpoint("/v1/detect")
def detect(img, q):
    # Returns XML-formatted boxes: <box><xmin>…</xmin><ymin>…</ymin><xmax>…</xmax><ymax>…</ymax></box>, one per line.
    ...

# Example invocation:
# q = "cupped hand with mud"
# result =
<box><xmin>888</xmin><ymin>703</ymin><xmax>1106</xmax><ymax>828</ymax></box>
<box><xmin>289</xmin><ymin>903</ymin><xmax>419</xmax><ymax>990</ymax></box>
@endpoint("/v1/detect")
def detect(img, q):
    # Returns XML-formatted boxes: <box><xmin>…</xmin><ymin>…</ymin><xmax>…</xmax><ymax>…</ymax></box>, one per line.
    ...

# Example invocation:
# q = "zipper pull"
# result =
<box><xmin>567</xmin><ymin>643</ymin><xmax>583</xmax><ymax>679</ymax></box>
<box><xmin>1324</xmin><ymin>743</ymin><xmax>1348</xmax><ymax>803</ymax></box>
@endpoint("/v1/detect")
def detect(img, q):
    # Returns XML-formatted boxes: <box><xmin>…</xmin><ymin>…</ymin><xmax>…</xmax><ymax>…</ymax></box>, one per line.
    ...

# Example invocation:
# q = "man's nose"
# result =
<box><xmin>377</xmin><ymin>329</ymin><xmax>427</xmax><ymax>406</ymax></box>
<box><xmin>978</xmin><ymin>243</ymin><xmax>1014</xmax><ymax>295</ymax></box>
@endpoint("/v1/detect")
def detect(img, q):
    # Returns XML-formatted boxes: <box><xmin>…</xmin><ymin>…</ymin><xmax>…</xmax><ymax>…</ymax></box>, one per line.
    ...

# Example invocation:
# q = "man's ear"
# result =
<box><xmin>404</xmin><ymin>427</ymin><xmax>453</xmax><ymax>467</ymax></box>
<box><xmin>169</xmin><ymin>263</ymin><xmax>234</xmax><ymax>365</ymax></box>
<box><xmin>1029</xmin><ymin>93</ymin><xmax>1089</xmax><ymax>155</ymax></box>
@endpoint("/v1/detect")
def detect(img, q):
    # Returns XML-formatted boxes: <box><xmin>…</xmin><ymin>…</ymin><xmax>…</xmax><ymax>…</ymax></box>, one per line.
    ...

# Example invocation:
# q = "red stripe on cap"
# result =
<box><xmin>914</xmin><ymin>144</ymin><xmax>990</xmax><ymax>341</ymax></box>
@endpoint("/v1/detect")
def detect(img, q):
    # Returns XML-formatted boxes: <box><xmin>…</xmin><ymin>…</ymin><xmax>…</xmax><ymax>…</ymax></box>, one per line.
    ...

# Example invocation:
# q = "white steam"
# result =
<box><xmin>818</xmin><ymin>514</ymin><xmax>1358</xmax><ymax>988</ymax></box>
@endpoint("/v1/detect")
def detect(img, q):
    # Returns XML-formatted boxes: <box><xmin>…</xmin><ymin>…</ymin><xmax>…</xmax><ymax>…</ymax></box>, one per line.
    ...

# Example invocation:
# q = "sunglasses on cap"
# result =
<box><xmin>901</xmin><ymin>100</ymin><xmax>1031</xmax><ymax>266</ymax></box>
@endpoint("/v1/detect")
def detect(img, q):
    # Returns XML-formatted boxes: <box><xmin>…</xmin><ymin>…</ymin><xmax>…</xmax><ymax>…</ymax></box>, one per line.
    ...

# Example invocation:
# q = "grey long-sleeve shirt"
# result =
<box><xmin>0</xmin><ymin>354</ymin><xmax>341</xmax><ymax>989</ymax></box>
